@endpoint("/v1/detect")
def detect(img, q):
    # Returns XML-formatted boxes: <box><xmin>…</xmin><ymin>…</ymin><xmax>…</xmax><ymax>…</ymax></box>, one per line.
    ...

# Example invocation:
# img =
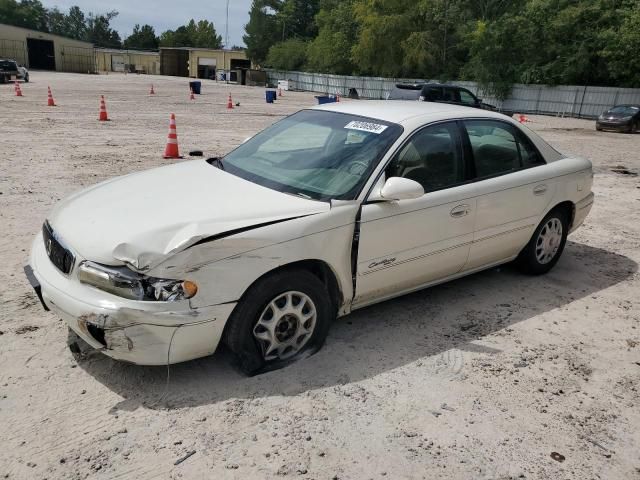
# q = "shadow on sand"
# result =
<box><xmin>74</xmin><ymin>241</ymin><xmax>637</xmax><ymax>412</ymax></box>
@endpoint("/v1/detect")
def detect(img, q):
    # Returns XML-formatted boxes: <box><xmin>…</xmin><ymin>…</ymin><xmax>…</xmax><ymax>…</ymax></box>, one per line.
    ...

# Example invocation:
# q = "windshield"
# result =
<box><xmin>221</xmin><ymin>110</ymin><xmax>403</xmax><ymax>201</ymax></box>
<box><xmin>608</xmin><ymin>106</ymin><xmax>639</xmax><ymax>115</ymax></box>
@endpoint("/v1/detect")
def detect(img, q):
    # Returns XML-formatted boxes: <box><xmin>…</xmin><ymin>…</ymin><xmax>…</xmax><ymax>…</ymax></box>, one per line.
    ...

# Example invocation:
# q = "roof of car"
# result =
<box><xmin>311</xmin><ymin>100</ymin><xmax>506</xmax><ymax>125</ymax></box>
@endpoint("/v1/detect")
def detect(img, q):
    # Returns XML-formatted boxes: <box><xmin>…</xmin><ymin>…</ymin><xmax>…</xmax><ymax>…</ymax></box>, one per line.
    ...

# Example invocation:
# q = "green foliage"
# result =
<box><xmin>306</xmin><ymin>0</ymin><xmax>357</xmax><ymax>74</ymax></box>
<box><xmin>0</xmin><ymin>1</ymin><xmax>117</xmax><ymax>46</ymax></box>
<box><xmin>600</xmin><ymin>2</ymin><xmax>640</xmax><ymax>87</ymax></box>
<box><xmin>159</xmin><ymin>20</ymin><xmax>223</xmax><ymax>49</ymax></box>
<box><xmin>85</xmin><ymin>11</ymin><xmax>121</xmax><ymax>48</ymax></box>
<box><xmin>265</xmin><ymin>38</ymin><xmax>309</xmax><ymax>70</ymax></box>
<box><xmin>244</xmin><ymin>0</ymin><xmax>320</xmax><ymax>66</ymax></box>
<box><xmin>244</xmin><ymin>1</ymin><xmax>281</xmax><ymax>65</ymax></box>
<box><xmin>123</xmin><ymin>24</ymin><xmax>158</xmax><ymax>50</ymax></box>
<box><xmin>245</xmin><ymin>0</ymin><xmax>640</xmax><ymax>89</ymax></box>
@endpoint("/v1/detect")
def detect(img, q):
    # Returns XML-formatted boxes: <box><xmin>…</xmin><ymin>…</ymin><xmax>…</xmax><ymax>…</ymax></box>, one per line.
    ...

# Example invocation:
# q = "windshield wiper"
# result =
<box><xmin>207</xmin><ymin>157</ymin><xmax>225</xmax><ymax>171</ymax></box>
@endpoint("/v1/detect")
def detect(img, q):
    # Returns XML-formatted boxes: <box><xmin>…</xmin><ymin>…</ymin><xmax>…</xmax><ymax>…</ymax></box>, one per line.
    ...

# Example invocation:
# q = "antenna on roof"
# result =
<box><xmin>224</xmin><ymin>0</ymin><xmax>230</xmax><ymax>49</ymax></box>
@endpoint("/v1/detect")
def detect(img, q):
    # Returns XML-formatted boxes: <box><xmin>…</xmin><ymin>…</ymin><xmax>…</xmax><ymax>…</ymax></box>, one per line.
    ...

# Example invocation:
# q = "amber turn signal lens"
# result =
<box><xmin>182</xmin><ymin>281</ymin><xmax>198</xmax><ymax>299</ymax></box>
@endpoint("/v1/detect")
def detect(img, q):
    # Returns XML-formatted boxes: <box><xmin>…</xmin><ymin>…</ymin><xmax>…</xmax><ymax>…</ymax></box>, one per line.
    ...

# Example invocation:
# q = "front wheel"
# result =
<box><xmin>516</xmin><ymin>209</ymin><xmax>569</xmax><ymax>275</ymax></box>
<box><xmin>224</xmin><ymin>269</ymin><xmax>333</xmax><ymax>375</ymax></box>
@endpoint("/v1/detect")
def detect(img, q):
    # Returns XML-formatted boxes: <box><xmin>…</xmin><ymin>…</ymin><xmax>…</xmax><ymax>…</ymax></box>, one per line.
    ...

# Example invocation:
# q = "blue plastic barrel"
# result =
<box><xmin>189</xmin><ymin>81</ymin><xmax>201</xmax><ymax>94</ymax></box>
<box><xmin>266</xmin><ymin>90</ymin><xmax>277</xmax><ymax>103</ymax></box>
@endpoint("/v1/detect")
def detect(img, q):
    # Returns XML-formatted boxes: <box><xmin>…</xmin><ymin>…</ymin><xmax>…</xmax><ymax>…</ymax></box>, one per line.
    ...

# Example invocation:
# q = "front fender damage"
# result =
<box><xmin>76</xmin><ymin>308</ymin><xmax>207</xmax><ymax>360</ymax></box>
<box><xmin>112</xmin><ymin>215</ymin><xmax>319</xmax><ymax>273</ymax></box>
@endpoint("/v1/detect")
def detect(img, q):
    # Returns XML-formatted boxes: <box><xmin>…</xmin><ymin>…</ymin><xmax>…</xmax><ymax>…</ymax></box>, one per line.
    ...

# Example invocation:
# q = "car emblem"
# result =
<box><xmin>46</xmin><ymin>239</ymin><xmax>52</xmax><ymax>256</ymax></box>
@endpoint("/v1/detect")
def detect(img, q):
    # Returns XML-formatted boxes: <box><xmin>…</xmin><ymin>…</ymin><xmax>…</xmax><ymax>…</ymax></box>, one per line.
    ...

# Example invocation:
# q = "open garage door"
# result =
<box><xmin>197</xmin><ymin>58</ymin><xmax>216</xmax><ymax>80</ymax></box>
<box><xmin>27</xmin><ymin>38</ymin><xmax>56</xmax><ymax>70</ymax></box>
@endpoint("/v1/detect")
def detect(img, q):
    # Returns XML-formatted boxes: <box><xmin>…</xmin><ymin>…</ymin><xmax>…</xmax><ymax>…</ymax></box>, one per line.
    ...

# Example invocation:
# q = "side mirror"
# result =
<box><xmin>378</xmin><ymin>177</ymin><xmax>424</xmax><ymax>201</ymax></box>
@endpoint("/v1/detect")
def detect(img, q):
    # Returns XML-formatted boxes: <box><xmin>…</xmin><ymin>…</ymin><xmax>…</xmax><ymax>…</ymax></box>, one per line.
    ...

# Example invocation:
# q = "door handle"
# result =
<box><xmin>450</xmin><ymin>204</ymin><xmax>470</xmax><ymax>218</ymax></box>
<box><xmin>533</xmin><ymin>184</ymin><xmax>548</xmax><ymax>196</ymax></box>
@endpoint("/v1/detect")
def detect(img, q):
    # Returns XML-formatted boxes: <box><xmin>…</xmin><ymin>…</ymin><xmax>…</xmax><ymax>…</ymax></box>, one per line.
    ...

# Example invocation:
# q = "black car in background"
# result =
<box><xmin>388</xmin><ymin>82</ymin><xmax>513</xmax><ymax>116</ymax></box>
<box><xmin>596</xmin><ymin>105</ymin><xmax>640</xmax><ymax>133</ymax></box>
<box><xmin>0</xmin><ymin>59</ymin><xmax>19</xmax><ymax>84</ymax></box>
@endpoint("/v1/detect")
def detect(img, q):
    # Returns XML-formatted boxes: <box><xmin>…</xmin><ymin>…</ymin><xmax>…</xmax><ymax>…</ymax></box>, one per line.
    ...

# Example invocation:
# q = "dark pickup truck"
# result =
<box><xmin>0</xmin><ymin>59</ymin><xmax>19</xmax><ymax>84</ymax></box>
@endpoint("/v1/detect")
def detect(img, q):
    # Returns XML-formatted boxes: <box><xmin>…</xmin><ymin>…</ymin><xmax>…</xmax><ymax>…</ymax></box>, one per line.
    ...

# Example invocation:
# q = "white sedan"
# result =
<box><xmin>25</xmin><ymin>102</ymin><xmax>594</xmax><ymax>374</ymax></box>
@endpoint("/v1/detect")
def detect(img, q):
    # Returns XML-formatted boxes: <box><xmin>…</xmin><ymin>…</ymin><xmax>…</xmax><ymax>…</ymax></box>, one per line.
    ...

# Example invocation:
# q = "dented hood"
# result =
<box><xmin>49</xmin><ymin>160</ymin><xmax>329</xmax><ymax>269</ymax></box>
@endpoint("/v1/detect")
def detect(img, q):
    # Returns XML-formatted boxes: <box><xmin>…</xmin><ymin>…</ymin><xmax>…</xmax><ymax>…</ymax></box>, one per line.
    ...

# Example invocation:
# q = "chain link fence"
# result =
<box><xmin>266</xmin><ymin>69</ymin><xmax>640</xmax><ymax>120</ymax></box>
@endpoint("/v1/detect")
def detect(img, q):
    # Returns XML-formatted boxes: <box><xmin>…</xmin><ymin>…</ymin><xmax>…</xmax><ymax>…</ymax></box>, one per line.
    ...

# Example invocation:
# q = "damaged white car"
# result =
<box><xmin>25</xmin><ymin>102</ymin><xmax>594</xmax><ymax>374</ymax></box>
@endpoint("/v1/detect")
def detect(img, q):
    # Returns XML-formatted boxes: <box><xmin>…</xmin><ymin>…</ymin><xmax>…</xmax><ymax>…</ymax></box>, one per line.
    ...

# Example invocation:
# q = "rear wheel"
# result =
<box><xmin>24</xmin><ymin>74</ymin><xmax>29</xmax><ymax>83</ymax></box>
<box><xmin>224</xmin><ymin>269</ymin><xmax>333</xmax><ymax>375</ymax></box>
<box><xmin>631</xmin><ymin>121</ymin><xmax>638</xmax><ymax>134</ymax></box>
<box><xmin>516</xmin><ymin>209</ymin><xmax>569</xmax><ymax>275</ymax></box>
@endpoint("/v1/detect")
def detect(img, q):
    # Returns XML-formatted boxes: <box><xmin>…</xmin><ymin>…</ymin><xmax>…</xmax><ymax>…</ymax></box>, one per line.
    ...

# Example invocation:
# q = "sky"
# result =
<box><xmin>39</xmin><ymin>0</ymin><xmax>254</xmax><ymax>47</ymax></box>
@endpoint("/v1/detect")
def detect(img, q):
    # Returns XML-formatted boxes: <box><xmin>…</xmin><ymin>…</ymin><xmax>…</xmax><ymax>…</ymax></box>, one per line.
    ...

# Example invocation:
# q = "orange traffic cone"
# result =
<box><xmin>149</xmin><ymin>84</ymin><xmax>155</xmax><ymax>95</ymax></box>
<box><xmin>98</xmin><ymin>95</ymin><xmax>109</xmax><ymax>121</ymax></box>
<box><xmin>47</xmin><ymin>86</ymin><xmax>56</xmax><ymax>106</ymax></box>
<box><xmin>227</xmin><ymin>93</ymin><xmax>233</xmax><ymax>109</ymax></box>
<box><xmin>190</xmin><ymin>88</ymin><xmax>195</xmax><ymax>101</ymax></box>
<box><xmin>163</xmin><ymin>113</ymin><xmax>182</xmax><ymax>159</ymax></box>
<box><xmin>15</xmin><ymin>81</ymin><xmax>22</xmax><ymax>97</ymax></box>
<box><xmin>518</xmin><ymin>114</ymin><xmax>529</xmax><ymax>123</ymax></box>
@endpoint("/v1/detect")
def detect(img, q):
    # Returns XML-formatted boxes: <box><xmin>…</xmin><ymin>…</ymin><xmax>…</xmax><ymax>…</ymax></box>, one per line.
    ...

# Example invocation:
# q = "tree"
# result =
<box><xmin>123</xmin><ymin>24</ymin><xmax>159</xmax><ymax>50</ymax></box>
<box><xmin>159</xmin><ymin>19</ymin><xmax>222</xmax><ymax>48</ymax></box>
<box><xmin>306</xmin><ymin>0</ymin><xmax>357</xmax><ymax>74</ymax></box>
<box><xmin>65</xmin><ymin>6</ymin><xmax>87</xmax><ymax>40</ymax></box>
<box><xmin>601</xmin><ymin>2</ymin><xmax>640</xmax><ymax>87</ymax></box>
<box><xmin>265</xmin><ymin>38</ymin><xmax>308</xmax><ymax>70</ymax></box>
<box><xmin>244</xmin><ymin>0</ymin><xmax>282</xmax><ymax>65</ymax></box>
<box><xmin>86</xmin><ymin>10</ymin><xmax>122</xmax><ymax>48</ymax></box>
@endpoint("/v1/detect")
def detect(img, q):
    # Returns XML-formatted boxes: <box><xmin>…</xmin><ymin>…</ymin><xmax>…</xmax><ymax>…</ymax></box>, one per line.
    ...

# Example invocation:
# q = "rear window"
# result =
<box><xmin>0</xmin><ymin>60</ymin><xmax>18</xmax><ymax>71</ymax></box>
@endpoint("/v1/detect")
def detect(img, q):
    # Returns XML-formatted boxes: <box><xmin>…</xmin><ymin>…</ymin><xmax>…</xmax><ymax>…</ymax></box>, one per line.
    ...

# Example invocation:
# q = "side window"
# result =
<box><xmin>442</xmin><ymin>88</ymin><xmax>457</xmax><ymax>102</ymax></box>
<box><xmin>463</xmin><ymin>120</ymin><xmax>545</xmax><ymax>178</ymax></box>
<box><xmin>422</xmin><ymin>87</ymin><xmax>442</xmax><ymax>101</ymax></box>
<box><xmin>387</xmin><ymin>122</ymin><xmax>465</xmax><ymax>193</ymax></box>
<box><xmin>459</xmin><ymin>89</ymin><xmax>477</xmax><ymax>105</ymax></box>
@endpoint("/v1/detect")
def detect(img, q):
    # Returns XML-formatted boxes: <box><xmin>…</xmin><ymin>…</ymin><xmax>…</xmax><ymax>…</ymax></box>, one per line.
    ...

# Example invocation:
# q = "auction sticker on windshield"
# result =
<box><xmin>345</xmin><ymin>121</ymin><xmax>388</xmax><ymax>134</ymax></box>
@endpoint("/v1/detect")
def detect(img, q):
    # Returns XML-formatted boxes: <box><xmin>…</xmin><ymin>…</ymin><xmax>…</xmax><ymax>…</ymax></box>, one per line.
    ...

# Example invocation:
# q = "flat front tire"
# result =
<box><xmin>516</xmin><ymin>209</ymin><xmax>569</xmax><ymax>275</ymax></box>
<box><xmin>224</xmin><ymin>269</ymin><xmax>333</xmax><ymax>375</ymax></box>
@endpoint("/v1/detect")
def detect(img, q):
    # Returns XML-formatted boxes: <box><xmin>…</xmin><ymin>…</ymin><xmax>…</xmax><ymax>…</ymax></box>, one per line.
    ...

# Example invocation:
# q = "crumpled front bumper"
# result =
<box><xmin>26</xmin><ymin>233</ymin><xmax>236</xmax><ymax>365</ymax></box>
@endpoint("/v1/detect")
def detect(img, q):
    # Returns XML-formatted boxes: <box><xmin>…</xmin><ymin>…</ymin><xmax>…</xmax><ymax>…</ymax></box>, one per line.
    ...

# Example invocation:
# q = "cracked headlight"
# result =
<box><xmin>77</xmin><ymin>261</ymin><xmax>198</xmax><ymax>301</ymax></box>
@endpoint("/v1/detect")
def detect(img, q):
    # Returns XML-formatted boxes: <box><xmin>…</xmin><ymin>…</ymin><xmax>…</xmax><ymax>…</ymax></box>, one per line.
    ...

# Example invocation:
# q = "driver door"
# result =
<box><xmin>353</xmin><ymin>121</ymin><xmax>477</xmax><ymax>307</ymax></box>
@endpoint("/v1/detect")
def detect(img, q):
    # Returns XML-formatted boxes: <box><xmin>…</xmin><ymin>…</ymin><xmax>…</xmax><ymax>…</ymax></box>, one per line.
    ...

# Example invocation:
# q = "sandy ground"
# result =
<box><xmin>0</xmin><ymin>72</ymin><xmax>639</xmax><ymax>480</ymax></box>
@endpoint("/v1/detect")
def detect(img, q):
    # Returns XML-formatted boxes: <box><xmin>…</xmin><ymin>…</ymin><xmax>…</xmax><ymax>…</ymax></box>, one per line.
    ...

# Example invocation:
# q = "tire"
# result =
<box><xmin>24</xmin><ymin>74</ymin><xmax>29</xmax><ymax>83</ymax></box>
<box><xmin>224</xmin><ymin>269</ymin><xmax>333</xmax><ymax>375</ymax></box>
<box><xmin>631</xmin><ymin>121</ymin><xmax>638</xmax><ymax>134</ymax></box>
<box><xmin>595</xmin><ymin>125</ymin><xmax>602</xmax><ymax>131</ymax></box>
<box><xmin>516</xmin><ymin>208</ymin><xmax>569</xmax><ymax>275</ymax></box>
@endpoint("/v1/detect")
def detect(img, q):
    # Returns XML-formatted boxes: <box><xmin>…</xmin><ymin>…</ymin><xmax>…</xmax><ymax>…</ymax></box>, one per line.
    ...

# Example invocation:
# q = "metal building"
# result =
<box><xmin>159</xmin><ymin>47</ymin><xmax>251</xmax><ymax>84</ymax></box>
<box><xmin>95</xmin><ymin>49</ymin><xmax>160</xmax><ymax>75</ymax></box>
<box><xmin>0</xmin><ymin>23</ymin><xmax>94</xmax><ymax>73</ymax></box>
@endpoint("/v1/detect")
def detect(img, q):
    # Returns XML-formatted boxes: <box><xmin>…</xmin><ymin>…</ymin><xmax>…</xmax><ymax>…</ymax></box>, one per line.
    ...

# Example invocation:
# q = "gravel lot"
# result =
<box><xmin>1</xmin><ymin>72</ymin><xmax>639</xmax><ymax>480</ymax></box>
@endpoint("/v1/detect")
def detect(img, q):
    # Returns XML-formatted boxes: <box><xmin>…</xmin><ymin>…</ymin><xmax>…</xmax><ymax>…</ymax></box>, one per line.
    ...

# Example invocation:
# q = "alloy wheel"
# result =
<box><xmin>535</xmin><ymin>218</ymin><xmax>563</xmax><ymax>265</ymax></box>
<box><xmin>253</xmin><ymin>291</ymin><xmax>317</xmax><ymax>361</ymax></box>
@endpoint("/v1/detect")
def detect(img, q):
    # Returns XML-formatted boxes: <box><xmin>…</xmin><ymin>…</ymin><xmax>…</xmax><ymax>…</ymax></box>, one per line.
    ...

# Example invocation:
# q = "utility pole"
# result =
<box><xmin>225</xmin><ymin>0</ymin><xmax>230</xmax><ymax>48</ymax></box>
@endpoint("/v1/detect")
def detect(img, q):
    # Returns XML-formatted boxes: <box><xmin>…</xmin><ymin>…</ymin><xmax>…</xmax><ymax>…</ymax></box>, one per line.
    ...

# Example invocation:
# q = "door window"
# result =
<box><xmin>387</xmin><ymin>122</ymin><xmax>465</xmax><ymax>193</ymax></box>
<box><xmin>463</xmin><ymin>120</ymin><xmax>544</xmax><ymax>178</ymax></box>
<box><xmin>422</xmin><ymin>87</ymin><xmax>442</xmax><ymax>101</ymax></box>
<box><xmin>459</xmin><ymin>89</ymin><xmax>477</xmax><ymax>106</ymax></box>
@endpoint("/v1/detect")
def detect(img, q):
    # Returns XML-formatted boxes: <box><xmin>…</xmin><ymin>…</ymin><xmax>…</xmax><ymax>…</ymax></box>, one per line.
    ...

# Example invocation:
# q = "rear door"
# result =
<box><xmin>461</xmin><ymin>120</ymin><xmax>555</xmax><ymax>270</ymax></box>
<box><xmin>354</xmin><ymin>121</ymin><xmax>477</xmax><ymax>306</ymax></box>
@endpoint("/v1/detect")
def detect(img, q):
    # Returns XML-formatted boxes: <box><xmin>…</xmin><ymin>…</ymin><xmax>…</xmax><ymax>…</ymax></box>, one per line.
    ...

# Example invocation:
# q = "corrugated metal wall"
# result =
<box><xmin>266</xmin><ymin>69</ymin><xmax>640</xmax><ymax>119</ymax></box>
